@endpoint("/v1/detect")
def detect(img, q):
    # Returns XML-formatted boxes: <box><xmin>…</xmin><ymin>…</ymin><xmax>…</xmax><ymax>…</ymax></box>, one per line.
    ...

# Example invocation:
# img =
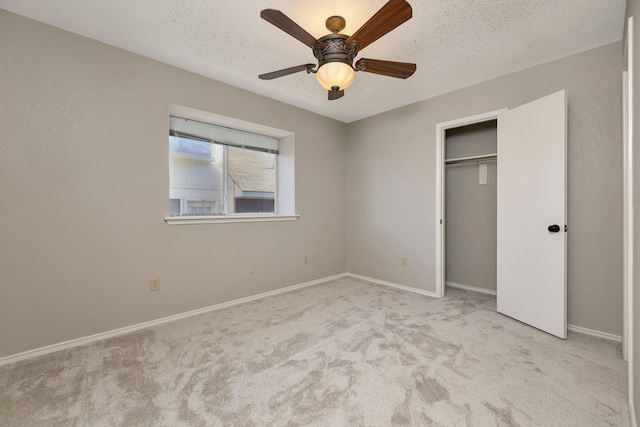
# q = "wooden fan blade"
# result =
<box><xmin>261</xmin><ymin>9</ymin><xmax>323</xmax><ymax>50</ymax></box>
<box><xmin>345</xmin><ymin>0</ymin><xmax>412</xmax><ymax>51</ymax></box>
<box><xmin>259</xmin><ymin>64</ymin><xmax>315</xmax><ymax>80</ymax></box>
<box><xmin>355</xmin><ymin>58</ymin><xmax>416</xmax><ymax>79</ymax></box>
<box><xmin>328</xmin><ymin>89</ymin><xmax>345</xmax><ymax>100</ymax></box>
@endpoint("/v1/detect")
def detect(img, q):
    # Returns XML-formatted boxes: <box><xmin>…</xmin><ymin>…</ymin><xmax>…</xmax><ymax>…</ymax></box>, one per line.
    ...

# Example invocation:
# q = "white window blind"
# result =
<box><xmin>169</xmin><ymin>116</ymin><xmax>279</xmax><ymax>154</ymax></box>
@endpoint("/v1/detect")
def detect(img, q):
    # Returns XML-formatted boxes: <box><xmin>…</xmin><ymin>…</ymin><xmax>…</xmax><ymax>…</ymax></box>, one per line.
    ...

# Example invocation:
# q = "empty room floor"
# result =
<box><xmin>0</xmin><ymin>276</ymin><xmax>629</xmax><ymax>426</ymax></box>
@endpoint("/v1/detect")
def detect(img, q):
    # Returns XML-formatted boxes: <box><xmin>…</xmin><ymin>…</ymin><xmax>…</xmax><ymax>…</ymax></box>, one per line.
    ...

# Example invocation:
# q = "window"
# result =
<box><xmin>165</xmin><ymin>105</ymin><xmax>296</xmax><ymax>225</ymax></box>
<box><xmin>169</xmin><ymin>116</ymin><xmax>278</xmax><ymax>217</ymax></box>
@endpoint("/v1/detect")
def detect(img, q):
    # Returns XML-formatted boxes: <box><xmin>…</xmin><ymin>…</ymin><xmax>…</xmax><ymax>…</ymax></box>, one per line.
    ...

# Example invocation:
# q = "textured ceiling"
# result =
<box><xmin>0</xmin><ymin>0</ymin><xmax>627</xmax><ymax>123</ymax></box>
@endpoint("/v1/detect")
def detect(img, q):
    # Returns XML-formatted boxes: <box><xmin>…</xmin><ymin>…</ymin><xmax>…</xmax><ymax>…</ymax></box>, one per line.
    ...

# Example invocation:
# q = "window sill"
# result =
<box><xmin>165</xmin><ymin>214</ymin><xmax>300</xmax><ymax>225</ymax></box>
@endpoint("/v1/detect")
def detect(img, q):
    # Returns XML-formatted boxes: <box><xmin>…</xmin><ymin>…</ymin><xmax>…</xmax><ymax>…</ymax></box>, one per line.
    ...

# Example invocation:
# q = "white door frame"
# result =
<box><xmin>624</xmin><ymin>15</ymin><xmax>635</xmax><ymax>418</ymax></box>
<box><xmin>623</xmin><ymin>69</ymin><xmax>629</xmax><ymax>359</ymax></box>
<box><xmin>435</xmin><ymin>109</ymin><xmax>507</xmax><ymax>298</ymax></box>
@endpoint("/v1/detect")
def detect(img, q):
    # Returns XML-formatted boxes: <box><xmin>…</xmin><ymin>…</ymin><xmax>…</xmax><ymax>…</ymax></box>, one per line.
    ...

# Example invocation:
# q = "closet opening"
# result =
<box><xmin>444</xmin><ymin>120</ymin><xmax>497</xmax><ymax>297</ymax></box>
<box><xmin>434</xmin><ymin>108</ymin><xmax>508</xmax><ymax>298</ymax></box>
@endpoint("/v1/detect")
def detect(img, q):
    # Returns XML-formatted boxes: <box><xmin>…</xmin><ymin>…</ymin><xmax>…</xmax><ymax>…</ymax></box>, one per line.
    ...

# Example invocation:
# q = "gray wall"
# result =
<box><xmin>347</xmin><ymin>42</ymin><xmax>623</xmax><ymax>335</ymax></box>
<box><xmin>445</xmin><ymin>122</ymin><xmax>497</xmax><ymax>292</ymax></box>
<box><xmin>0</xmin><ymin>11</ymin><xmax>347</xmax><ymax>358</ymax></box>
<box><xmin>445</xmin><ymin>121</ymin><xmax>498</xmax><ymax>159</ymax></box>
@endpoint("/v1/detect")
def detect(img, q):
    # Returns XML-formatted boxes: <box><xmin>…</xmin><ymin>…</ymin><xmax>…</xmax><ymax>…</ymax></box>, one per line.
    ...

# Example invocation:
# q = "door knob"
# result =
<box><xmin>548</xmin><ymin>224</ymin><xmax>561</xmax><ymax>233</ymax></box>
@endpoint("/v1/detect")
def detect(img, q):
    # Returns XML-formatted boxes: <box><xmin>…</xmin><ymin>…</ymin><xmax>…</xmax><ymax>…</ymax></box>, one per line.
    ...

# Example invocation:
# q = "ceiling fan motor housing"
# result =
<box><xmin>315</xmin><ymin>34</ymin><xmax>357</xmax><ymax>69</ymax></box>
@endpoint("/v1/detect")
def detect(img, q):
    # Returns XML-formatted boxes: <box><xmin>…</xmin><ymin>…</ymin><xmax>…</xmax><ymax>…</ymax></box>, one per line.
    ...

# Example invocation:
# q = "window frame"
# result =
<box><xmin>165</xmin><ymin>105</ymin><xmax>298</xmax><ymax>225</ymax></box>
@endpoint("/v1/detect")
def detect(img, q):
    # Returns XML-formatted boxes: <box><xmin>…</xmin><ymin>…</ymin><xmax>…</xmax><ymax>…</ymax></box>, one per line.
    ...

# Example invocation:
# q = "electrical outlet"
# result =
<box><xmin>249</xmin><ymin>262</ymin><xmax>255</xmax><ymax>274</ymax></box>
<box><xmin>304</xmin><ymin>255</ymin><xmax>308</xmax><ymax>264</ymax></box>
<box><xmin>402</xmin><ymin>257</ymin><xmax>408</xmax><ymax>267</ymax></box>
<box><xmin>150</xmin><ymin>277</ymin><xmax>160</xmax><ymax>291</ymax></box>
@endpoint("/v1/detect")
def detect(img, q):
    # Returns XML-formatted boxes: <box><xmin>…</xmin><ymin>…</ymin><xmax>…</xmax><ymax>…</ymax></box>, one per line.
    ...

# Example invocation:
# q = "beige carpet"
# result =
<box><xmin>0</xmin><ymin>276</ymin><xmax>629</xmax><ymax>426</ymax></box>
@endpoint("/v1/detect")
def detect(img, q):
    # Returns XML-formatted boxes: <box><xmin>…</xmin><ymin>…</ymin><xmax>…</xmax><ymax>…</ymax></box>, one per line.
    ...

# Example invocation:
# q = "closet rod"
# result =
<box><xmin>445</xmin><ymin>153</ymin><xmax>497</xmax><ymax>166</ymax></box>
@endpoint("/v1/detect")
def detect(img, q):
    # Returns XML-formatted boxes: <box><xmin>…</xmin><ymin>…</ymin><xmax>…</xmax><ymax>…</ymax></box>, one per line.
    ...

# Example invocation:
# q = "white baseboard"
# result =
<box><xmin>567</xmin><ymin>324</ymin><xmax>622</xmax><ymax>343</ymax></box>
<box><xmin>0</xmin><ymin>273</ymin><xmax>347</xmax><ymax>367</ymax></box>
<box><xmin>446</xmin><ymin>281</ymin><xmax>497</xmax><ymax>296</ymax></box>
<box><xmin>346</xmin><ymin>273</ymin><xmax>438</xmax><ymax>298</ymax></box>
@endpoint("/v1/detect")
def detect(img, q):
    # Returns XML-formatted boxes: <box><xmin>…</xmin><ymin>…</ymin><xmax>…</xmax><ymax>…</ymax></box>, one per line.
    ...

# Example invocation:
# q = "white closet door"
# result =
<box><xmin>496</xmin><ymin>90</ymin><xmax>567</xmax><ymax>339</ymax></box>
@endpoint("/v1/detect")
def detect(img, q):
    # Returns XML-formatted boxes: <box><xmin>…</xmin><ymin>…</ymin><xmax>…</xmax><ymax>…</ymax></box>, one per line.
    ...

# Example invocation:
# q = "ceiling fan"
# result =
<box><xmin>259</xmin><ymin>0</ymin><xmax>416</xmax><ymax>100</ymax></box>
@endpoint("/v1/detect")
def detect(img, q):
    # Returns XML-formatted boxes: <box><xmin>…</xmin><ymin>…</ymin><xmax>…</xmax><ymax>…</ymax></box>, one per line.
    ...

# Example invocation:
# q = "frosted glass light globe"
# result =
<box><xmin>316</xmin><ymin>62</ymin><xmax>355</xmax><ymax>91</ymax></box>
